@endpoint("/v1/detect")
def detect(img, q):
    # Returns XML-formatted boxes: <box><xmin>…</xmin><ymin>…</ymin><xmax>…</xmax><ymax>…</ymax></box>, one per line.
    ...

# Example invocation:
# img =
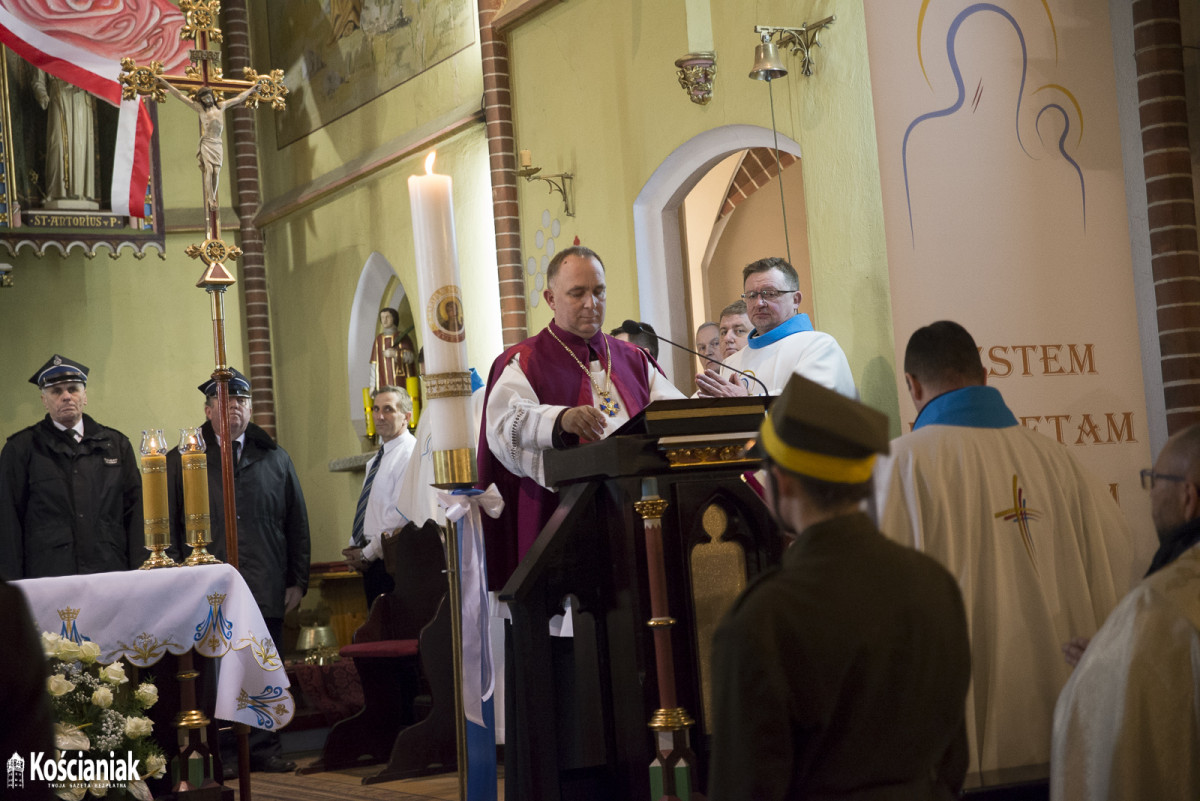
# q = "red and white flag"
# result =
<box><xmin>0</xmin><ymin>0</ymin><xmax>188</xmax><ymax>216</ymax></box>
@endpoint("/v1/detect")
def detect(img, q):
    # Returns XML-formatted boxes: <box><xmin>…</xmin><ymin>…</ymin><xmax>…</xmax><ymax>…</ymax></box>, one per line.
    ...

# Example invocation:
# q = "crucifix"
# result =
<box><xmin>118</xmin><ymin>1</ymin><xmax>286</xmax><ymax>796</ymax></box>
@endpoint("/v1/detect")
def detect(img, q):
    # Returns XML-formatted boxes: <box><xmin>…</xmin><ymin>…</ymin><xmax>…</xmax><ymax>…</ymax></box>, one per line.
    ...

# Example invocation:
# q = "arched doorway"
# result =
<box><xmin>632</xmin><ymin>125</ymin><xmax>804</xmax><ymax>385</ymax></box>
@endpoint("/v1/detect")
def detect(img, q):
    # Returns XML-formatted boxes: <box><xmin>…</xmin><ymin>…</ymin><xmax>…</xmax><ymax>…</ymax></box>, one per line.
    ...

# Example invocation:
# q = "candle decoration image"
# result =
<box><xmin>139</xmin><ymin>429</ymin><xmax>177</xmax><ymax>569</ymax></box>
<box><xmin>179</xmin><ymin>426</ymin><xmax>220</xmax><ymax>566</ymax></box>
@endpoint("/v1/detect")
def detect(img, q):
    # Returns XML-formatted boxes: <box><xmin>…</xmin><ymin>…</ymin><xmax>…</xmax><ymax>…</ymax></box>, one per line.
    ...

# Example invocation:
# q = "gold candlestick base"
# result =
<box><xmin>184</xmin><ymin>544</ymin><xmax>222</xmax><ymax>566</ymax></box>
<box><xmin>139</xmin><ymin>544</ymin><xmax>178</xmax><ymax>570</ymax></box>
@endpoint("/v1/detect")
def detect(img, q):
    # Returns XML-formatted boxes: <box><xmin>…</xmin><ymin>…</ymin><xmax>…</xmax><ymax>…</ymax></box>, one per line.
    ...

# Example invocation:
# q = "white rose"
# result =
<box><xmin>91</xmin><ymin>686</ymin><xmax>113</xmax><ymax>708</ymax></box>
<box><xmin>143</xmin><ymin>754</ymin><xmax>167</xmax><ymax>779</ymax></box>
<box><xmin>55</xmin><ymin>639</ymin><xmax>82</xmax><ymax>662</ymax></box>
<box><xmin>100</xmin><ymin>663</ymin><xmax>128</xmax><ymax>685</ymax></box>
<box><xmin>42</xmin><ymin>631</ymin><xmax>62</xmax><ymax>656</ymax></box>
<box><xmin>78</xmin><ymin>640</ymin><xmax>102</xmax><ymax>664</ymax></box>
<box><xmin>87</xmin><ymin>782</ymin><xmax>108</xmax><ymax>797</ymax></box>
<box><xmin>47</xmin><ymin>674</ymin><xmax>76</xmax><ymax>697</ymax></box>
<box><xmin>134</xmin><ymin>683</ymin><xmax>158</xmax><ymax>708</ymax></box>
<box><xmin>124</xmin><ymin>716</ymin><xmax>154</xmax><ymax>739</ymax></box>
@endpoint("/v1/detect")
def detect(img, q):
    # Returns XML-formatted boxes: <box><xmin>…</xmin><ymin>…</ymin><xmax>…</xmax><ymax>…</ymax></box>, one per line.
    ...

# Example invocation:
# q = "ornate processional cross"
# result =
<box><xmin>116</xmin><ymin>0</ymin><xmax>287</xmax><ymax>572</ymax></box>
<box><xmin>118</xmin><ymin>0</ymin><xmax>286</xmax><ymax>288</ymax></box>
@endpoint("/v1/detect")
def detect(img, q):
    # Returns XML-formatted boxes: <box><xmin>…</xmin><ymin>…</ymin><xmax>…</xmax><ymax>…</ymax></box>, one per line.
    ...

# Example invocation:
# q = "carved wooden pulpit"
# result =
<box><xmin>501</xmin><ymin>396</ymin><xmax>782</xmax><ymax>801</ymax></box>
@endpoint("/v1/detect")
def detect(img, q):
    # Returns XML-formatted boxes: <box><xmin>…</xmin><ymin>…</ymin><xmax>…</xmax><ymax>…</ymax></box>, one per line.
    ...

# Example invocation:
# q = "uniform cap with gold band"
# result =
<box><xmin>29</xmin><ymin>354</ymin><xmax>89</xmax><ymax>388</ymax></box>
<box><xmin>753</xmin><ymin>374</ymin><xmax>889</xmax><ymax>484</ymax></box>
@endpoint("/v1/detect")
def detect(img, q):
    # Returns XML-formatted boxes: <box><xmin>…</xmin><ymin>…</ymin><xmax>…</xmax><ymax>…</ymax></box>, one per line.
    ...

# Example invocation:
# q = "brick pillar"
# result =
<box><xmin>222</xmin><ymin>0</ymin><xmax>276</xmax><ymax>437</ymax></box>
<box><xmin>1134</xmin><ymin>0</ymin><xmax>1200</xmax><ymax>433</ymax></box>
<box><xmin>480</xmin><ymin>0</ymin><xmax>527</xmax><ymax>346</ymax></box>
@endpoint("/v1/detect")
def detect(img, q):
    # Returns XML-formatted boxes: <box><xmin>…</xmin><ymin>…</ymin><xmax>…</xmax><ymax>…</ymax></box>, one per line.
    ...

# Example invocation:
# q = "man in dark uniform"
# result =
<box><xmin>708</xmin><ymin>374</ymin><xmax>971</xmax><ymax>801</ymax></box>
<box><xmin>0</xmin><ymin>355</ymin><xmax>142</xmax><ymax>579</ymax></box>
<box><xmin>167</xmin><ymin>368</ymin><xmax>310</xmax><ymax>774</ymax></box>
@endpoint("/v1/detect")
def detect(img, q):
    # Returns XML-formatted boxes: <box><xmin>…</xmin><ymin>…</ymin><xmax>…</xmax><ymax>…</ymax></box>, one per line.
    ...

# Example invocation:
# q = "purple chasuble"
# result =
<box><xmin>477</xmin><ymin>320</ymin><xmax>653</xmax><ymax>590</ymax></box>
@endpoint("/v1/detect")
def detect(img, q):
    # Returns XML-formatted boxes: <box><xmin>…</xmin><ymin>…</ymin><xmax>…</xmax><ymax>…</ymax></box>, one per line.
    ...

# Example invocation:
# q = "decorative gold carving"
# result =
<box><xmin>240</xmin><ymin>68</ymin><xmax>289</xmax><ymax>111</ymax></box>
<box><xmin>646</xmin><ymin>617</ymin><xmax>676</xmax><ymax>628</ymax></box>
<box><xmin>423</xmin><ymin>371</ymin><xmax>473</xmax><ymax>399</ymax></box>
<box><xmin>433</xmin><ymin>447</ymin><xmax>477</xmax><ymax>487</ymax></box>
<box><xmin>674</xmin><ymin>52</ymin><xmax>717</xmax><ymax>105</ymax></box>
<box><xmin>664</xmin><ymin>444</ymin><xmax>754</xmax><ymax>468</ymax></box>
<box><xmin>179</xmin><ymin>0</ymin><xmax>222</xmax><ymax>42</ymax></box>
<box><xmin>118</xmin><ymin>59</ymin><xmax>166</xmax><ymax>101</ymax></box>
<box><xmin>633</xmin><ymin>499</ymin><xmax>669</xmax><ymax>519</ymax></box>
<box><xmin>186</xmin><ymin>238</ymin><xmax>242</xmax><ymax>266</ymax></box>
<box><xmin>648</xmin><ymin>707</ymin><xmax>695</xmax><ymax>732</ymax></box>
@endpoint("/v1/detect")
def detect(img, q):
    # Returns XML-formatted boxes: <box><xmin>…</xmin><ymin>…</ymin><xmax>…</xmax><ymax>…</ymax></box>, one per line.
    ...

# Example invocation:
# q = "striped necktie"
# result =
<box><xmin>351</xmin><ymin>449</ymin><xmax>383</xmax><ymax>548</ymax></box>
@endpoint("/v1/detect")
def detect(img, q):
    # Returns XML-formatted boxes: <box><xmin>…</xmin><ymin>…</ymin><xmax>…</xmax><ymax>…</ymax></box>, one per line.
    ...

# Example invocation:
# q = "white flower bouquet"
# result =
<box><xmin>41</xmin><ymin>632</ymin><xmax>167</xmax><ymax>801</ymax></box>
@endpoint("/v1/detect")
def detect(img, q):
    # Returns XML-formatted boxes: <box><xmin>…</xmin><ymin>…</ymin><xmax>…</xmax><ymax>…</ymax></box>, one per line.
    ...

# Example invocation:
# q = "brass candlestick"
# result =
<box><xmin>139</xmin><ymin>429</ymin><xmax>177</xmax><ymax>569</ymax></box>
<box><xmin>179</xmin><ymin>427</ymin><xmax>221</xmax><ymax>566</ymax></box>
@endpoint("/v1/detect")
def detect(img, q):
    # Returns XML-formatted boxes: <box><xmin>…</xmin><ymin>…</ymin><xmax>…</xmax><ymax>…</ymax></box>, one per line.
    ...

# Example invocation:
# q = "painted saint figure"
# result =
<box><xmin>157</xmin><ymin>79</ymin><xmax>256</xmax><ymax>205</ymax></box>
<box><xmin>370</xmin><ymin>307</ymin><xmax>414</xmax><ymax>390</ymax></box>
<box><xmin>33</xmin><ymin>70</ymin><xmax>97</xmax><ymax>207</ymax></box>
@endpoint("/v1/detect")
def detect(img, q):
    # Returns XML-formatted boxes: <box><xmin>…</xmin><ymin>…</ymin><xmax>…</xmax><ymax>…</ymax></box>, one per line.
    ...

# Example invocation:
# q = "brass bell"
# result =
<box><xmin>749</xmin><ymin>39</ymin><xmax>788</xmax><ymax>81</ymax></box>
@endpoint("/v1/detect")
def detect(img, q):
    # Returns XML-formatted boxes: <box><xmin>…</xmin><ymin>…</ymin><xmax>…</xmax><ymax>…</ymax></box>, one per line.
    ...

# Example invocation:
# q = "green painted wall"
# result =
<box><xmin>248</xmin><ymin>0</ymin><xmax>496</xmax><ymax>562</ymax></box>
<box><xmin>0</xmin><ymin>91</ymin><xmax>248</xmax><ymax>460</ymax></box>
<box><xmin>506</xmin><ymin>0</ymin><xmax>899</xmax><ymax>429</ymax></box>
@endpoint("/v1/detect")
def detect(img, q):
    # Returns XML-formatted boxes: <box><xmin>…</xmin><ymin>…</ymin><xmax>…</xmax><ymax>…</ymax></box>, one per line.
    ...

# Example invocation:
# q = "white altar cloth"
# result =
<box><xmin>15</xmin><ymin>564</ymin><xmax>293</xmax><ymax>732</ymax></box>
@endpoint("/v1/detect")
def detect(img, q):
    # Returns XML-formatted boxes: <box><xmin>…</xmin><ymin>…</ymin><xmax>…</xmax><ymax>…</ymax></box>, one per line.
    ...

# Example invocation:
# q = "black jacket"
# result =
<box><xmin>167</xmin><ymin>420</ymin><xmax>310</xmax><ymax>619</ymax></box>
<box><xmin>0</xmin><ymin>414</ymin><xmax>143</xmax><ymax>580</ymax></box>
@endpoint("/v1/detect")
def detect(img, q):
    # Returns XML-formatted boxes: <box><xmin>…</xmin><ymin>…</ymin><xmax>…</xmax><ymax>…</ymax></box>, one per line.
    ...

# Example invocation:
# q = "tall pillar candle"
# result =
<box><xmin>408</xmin><ymin>151</ymin><xmax>476</xmax><ymax>487</ymax></box>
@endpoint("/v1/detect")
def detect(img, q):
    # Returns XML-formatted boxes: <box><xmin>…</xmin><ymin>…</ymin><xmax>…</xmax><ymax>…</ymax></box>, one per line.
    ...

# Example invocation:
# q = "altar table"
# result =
<box><xmin>15</xmin><ymin>563</ymin><xmax>294</xmax><ymax>732</ymax></box>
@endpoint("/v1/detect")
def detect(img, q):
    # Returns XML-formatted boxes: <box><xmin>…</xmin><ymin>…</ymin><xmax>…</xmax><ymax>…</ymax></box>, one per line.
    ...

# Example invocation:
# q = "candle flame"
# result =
<box><xmin>425</xmin><ymin>151</ymin><xmax>436</xmax><ymax>174</ymax></box>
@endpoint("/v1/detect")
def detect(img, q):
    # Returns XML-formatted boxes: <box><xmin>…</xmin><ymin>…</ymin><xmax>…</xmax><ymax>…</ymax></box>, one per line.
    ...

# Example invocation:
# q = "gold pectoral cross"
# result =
<box><xmin>599</xmin><ymin>392</ymin><xmax>622</xmax><ymax>417</ymax></box>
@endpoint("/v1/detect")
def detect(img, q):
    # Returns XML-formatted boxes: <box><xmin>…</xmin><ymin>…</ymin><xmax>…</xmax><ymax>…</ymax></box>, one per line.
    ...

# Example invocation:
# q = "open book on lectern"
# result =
<box><xmin>545</xmin><ymin>396</ymin><xmax>771</xmax><ymax>485</ymax></box>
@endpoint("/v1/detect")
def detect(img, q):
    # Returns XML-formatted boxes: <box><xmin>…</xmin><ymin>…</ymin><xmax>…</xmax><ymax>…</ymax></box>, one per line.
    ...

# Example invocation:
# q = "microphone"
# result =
<box><xmin>620</xmin><ymin>319</ymin><xmax>771</xmax><ymax>397</ymax></box>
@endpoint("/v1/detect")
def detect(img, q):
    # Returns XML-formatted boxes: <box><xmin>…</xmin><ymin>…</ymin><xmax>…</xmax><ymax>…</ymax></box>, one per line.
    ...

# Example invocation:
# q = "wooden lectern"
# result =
<box><xmin>501</xmin><ymin>397</ymin><xmax>782</xmax><ymax>801</ymax></box>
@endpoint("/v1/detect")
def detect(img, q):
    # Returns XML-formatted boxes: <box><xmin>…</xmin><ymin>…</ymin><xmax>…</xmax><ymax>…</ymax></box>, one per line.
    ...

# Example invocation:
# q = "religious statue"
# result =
<box><xmin>32</xmin><ymin>70</ymin><xmax>97</xmax><ymax>209</ymax></box>
<box><xmin>157</xmin><ymin>78</ymin><xmax>256</xmax><ymax>205</ymax></box>
<box><xmin>370</xmin><ymin>307</ymin><xmax>415</xmax><ymax>390</ymax></box>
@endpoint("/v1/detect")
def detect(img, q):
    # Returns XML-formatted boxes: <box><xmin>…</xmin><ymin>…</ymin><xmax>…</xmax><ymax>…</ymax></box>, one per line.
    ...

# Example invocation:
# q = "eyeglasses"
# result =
<box><xmin>741</xmin><ymin>288</ymin><xmax>797</xmax><ymax>303</ymax></box>
<box><xmin>1140</xmin><ymin>469</ymin><xmax>1188</xmax><ymax>490</ymax></box>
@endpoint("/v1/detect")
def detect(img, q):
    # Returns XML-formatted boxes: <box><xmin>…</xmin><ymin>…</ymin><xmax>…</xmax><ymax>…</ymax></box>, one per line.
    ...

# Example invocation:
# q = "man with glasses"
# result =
<box><xmin>874</xmin><ymin>320</ymin><xmax>1133</xmax><ymax>776</ymax></box>
<box><xmin>1051</xmin><ymin>424</ymin><xmax>1200</xmax><ymax>800</ymax></box>
<box><xmin>0</xmin><ymin>354</ymin><xmax>142</xmax><ymax>579</ymax></box>
<box><xmin>695</xmin><ymin>256</ymin><xmax>855</xmax><ymax>398</ymax></box>
<box><xmin>167</xmin><ymin>367</ymin><xmax>310</xmax><ymax>776</ymax></box>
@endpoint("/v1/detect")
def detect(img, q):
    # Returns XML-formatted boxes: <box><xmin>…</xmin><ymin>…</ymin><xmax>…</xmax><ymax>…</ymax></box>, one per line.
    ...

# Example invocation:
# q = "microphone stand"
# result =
<box><xmin>621</xmin><ymin>320</ymin><xmax>772</xmax><ymax>397</ymax></box>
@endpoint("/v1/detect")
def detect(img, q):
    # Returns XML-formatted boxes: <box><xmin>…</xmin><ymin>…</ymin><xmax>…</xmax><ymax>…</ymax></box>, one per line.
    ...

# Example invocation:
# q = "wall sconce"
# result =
<box><xmin>675</xmin><ymin>52</ymin><xmax>717</xmax><ymax>105</ymax></box>
<box><xmin>0</xmin><ymin>263</ymin><xmax>12</xmax><ymax>288</ymax></box>
<box><xmin>516</xmin><ymin>150</ymin><xmax>574</xmax><ymax>217</ymax></box>
<box><xmin>751</xmin><ymin>16</ymin><xmax>835</xmax><ymax>79</ymax></box>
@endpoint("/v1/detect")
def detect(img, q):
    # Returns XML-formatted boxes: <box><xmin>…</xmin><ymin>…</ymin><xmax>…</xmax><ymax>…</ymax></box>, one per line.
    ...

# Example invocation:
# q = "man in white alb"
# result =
<box><xmin>1051</xmin><ymin>423</ymin><xmax>1200</xmax><ymax>801</ymax></box>
<box><xmin>875</xmin><ymin>320</ymin><xmax>1133</xmax><ymax>775</ymax></box>
<box><xmin>695</xmin><ymin>256</ymin><xmax>855</xmax><ymax>398</ymax></box>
